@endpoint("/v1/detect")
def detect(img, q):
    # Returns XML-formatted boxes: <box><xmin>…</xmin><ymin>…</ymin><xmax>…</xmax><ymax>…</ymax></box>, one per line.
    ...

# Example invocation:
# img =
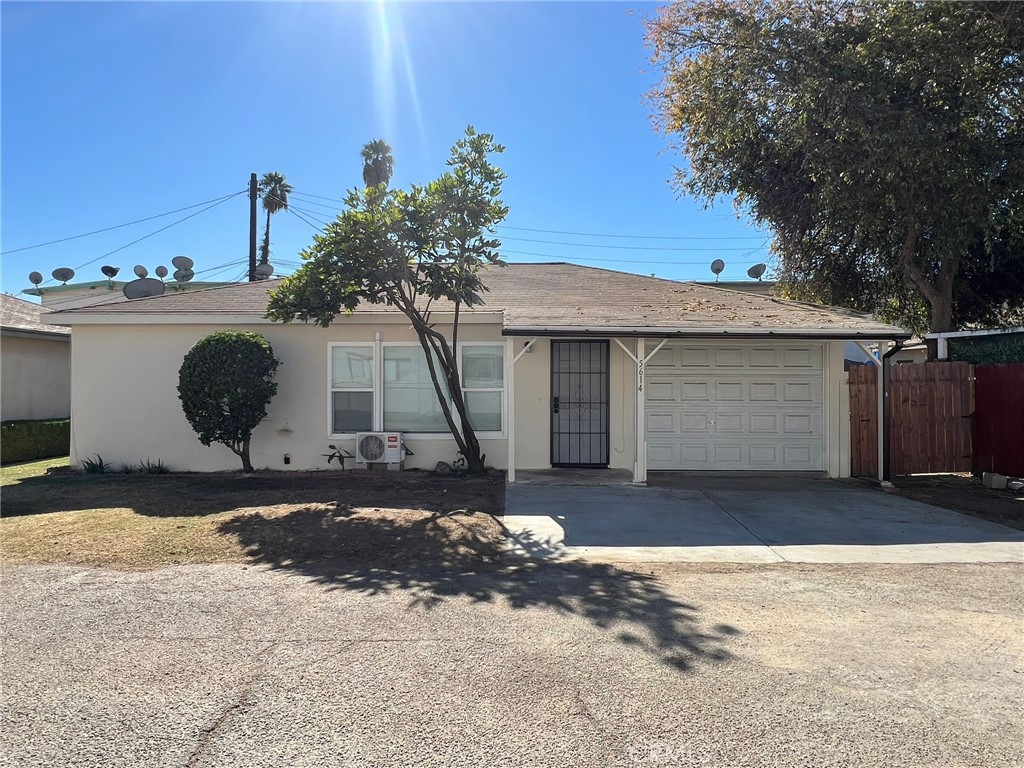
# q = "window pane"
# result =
<box><xmin>383</xmin><ymin>346</ymin><xmax>449</xmax><ymax>432</ymax></box>
<box><xmin>332</xmin><ymin>391</ymin><xmax>373</xmax><ymax>433</ymax></box>
<box><xmin>462</xmin><ymin>345</ymin><xmax>504</xmax><ymax>388</ymax></box>
<box><xmin>332</xmin><ymin>346</ymin><xmax>373</xmax><ymax>389</ymax></box>
<box><xmin>466</xmin><ymin>391</ymin><xmax>502</xmax><ymax>432</ymax></box>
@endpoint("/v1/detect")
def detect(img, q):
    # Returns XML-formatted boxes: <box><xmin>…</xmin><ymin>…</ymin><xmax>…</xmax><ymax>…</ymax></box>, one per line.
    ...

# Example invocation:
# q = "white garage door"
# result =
<box><xmin>644</xmin><ymin>343</ymin><xmax>825</xmax><ymax>471</ymax></box>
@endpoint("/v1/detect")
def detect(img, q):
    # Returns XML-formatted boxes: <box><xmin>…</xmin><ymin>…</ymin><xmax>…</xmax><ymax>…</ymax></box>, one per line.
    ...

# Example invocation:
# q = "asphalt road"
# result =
<box><xmin>2</xmin><ymin>561</ymin><xmax>1022</xmax><ymax>767</ymax></box>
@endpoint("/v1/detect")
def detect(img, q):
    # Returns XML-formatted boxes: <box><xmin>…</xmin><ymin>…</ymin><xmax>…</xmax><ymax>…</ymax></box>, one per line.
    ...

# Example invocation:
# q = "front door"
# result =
<box><xmin>551</xmin><ymin>340</ymin><xmax>610</xmax><ymax>467</ymax></box>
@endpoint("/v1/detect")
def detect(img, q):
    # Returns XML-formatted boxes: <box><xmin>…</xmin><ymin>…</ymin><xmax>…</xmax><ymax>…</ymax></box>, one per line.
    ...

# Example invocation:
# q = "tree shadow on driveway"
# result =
<box><xmin>217</xmin><ymin>507</ymin><xmax>741</xmax><ymax>673</ymax></box>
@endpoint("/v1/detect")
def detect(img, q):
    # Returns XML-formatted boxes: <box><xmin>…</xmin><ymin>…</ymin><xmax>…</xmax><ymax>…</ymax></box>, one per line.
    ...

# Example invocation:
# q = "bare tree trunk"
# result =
<box><xmin>407</xmin><ymin>311</ymin><xmax>487</xmax><ymax>474</ymax></box>
<box><xmin>898</xmin><ymin>219</ymin><xmax>960</xmax><ymax>333</ymax></box>
<box><xmin>236</xmin><ymin>439</ymin><xmax>254</xmax><ymax>473</ymax></box>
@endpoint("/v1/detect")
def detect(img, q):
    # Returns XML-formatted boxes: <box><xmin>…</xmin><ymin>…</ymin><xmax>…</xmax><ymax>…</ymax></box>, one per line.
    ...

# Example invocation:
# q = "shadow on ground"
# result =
<box><xmin>217</xmin><ymin>507</ymin><xmax>739</xmax><ymax>673</ymax></box>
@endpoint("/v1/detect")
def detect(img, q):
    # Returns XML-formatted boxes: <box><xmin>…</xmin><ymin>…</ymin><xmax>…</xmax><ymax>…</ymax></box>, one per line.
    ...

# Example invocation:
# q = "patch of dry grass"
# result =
<box><xmin>1</xmin><ymin>460</ymin><xmax>505</xmax><ymax>569</ymax></box>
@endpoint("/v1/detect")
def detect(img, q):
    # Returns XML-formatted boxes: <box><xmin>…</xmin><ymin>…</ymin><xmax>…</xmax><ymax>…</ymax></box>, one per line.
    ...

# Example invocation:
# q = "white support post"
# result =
<box><xmin>506</xmin><ymin>337</ymin><xmax>515</xmax><ymax>483</ymax></box>
<box><xmin>613</xmin><ymin>337</ymin><xmax>667</xmax><ymax>484</ymax></box>
<box><xmin>635</xmin><ymin>337</ymin><xmax>646</xmax><ymax>484</ymax></box>
<box><xmin>877</xmin><ymin>340</ymin><xmax>889</xmax><ymax>484</ymax></box>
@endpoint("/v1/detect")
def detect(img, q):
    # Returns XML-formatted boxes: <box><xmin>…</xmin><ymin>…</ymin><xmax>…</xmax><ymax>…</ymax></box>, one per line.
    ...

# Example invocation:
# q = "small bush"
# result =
<box><xmin>81</xmin><ymin>455</ymin><xmax>112</xmax><ymax>474</ymax></box>
<box><xmin>139</xmin><ymin>458</ymin><xmax>170</xmax><ymax>474</ymax></box>
<box><xmin>0</xmin><ymin>419</ymin><xmax>71</xmax><ymax>465</ymax></box>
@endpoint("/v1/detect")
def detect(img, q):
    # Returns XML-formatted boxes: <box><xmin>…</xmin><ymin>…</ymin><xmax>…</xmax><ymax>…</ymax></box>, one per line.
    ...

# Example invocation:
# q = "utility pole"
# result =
<box><xmin>248</xmin><ymin>172</ymin><xmax>258</xmax><ymax>282</ymax></box>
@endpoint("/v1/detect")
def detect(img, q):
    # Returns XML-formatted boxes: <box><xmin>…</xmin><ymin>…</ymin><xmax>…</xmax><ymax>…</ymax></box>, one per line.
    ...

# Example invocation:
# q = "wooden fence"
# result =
<box><xmin>974</xmin><ymin>364</ymin><xmax>1024</xmax><ymax>477</ymax></box>
<box><xmin>849</xmin><ymin>362</ymin><xmax>974</xmax><ymax>477</ymax></box>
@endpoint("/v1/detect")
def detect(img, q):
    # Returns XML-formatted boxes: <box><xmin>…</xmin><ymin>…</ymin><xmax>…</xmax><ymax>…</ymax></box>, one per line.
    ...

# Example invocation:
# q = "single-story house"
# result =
<box><xmin>44</xmin><ymin>263</ymin><xmax>909</xmax><ymax>481</ymax></box>
<box><xmin>1</xmin><ymin>295</ymin><xmax>71</xmax><ymax>422</ymax></box>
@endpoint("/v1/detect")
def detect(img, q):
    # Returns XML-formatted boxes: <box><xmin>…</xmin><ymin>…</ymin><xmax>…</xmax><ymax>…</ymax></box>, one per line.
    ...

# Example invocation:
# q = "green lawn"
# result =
<box><xmin>1</xmin><ymin>456</ymin><xmax>70</xmax><ymax>486</ymax></box>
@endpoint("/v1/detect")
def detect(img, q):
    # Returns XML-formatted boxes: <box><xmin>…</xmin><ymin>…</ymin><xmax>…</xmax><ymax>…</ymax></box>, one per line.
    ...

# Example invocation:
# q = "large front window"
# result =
<box><xmin>328</xmin><ymin>342</ymin><xmax>506</xmax><ymax>436</ymax></box>
<box><xmin>383</xmin><ymin>346</ymin><xmax>449</xmax><ymax>432</ymax></box>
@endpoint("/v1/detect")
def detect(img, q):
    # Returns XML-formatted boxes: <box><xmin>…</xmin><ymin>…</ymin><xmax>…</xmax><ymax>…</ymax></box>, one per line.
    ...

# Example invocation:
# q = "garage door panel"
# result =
<box><xmin>644</xmin><ymin>343</ymin><xmax>825</xmax><ymax>471</ymax></box>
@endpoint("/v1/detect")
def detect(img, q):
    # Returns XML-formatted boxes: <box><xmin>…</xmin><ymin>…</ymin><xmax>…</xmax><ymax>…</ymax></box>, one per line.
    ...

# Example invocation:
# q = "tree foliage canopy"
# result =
<box><xmin>266</xmin><ymin>127</ymin><xmax>508</xmax><ymax>472</ymax></box>
<box><xmin>646</xmin><ymin>0</ymin><xmax>1024</xmax><ymax>333</ymax></box>
<box><xmin>177</xmin><ymin>331</ymin><xmax>280</xmax><ymax>472</ymax></box>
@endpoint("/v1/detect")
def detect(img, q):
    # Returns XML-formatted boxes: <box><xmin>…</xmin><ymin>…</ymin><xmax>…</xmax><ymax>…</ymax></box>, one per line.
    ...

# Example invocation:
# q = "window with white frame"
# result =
<box><xmin>461</xmin><ymin>345</ymin><xmax>504</xmax><ymax>433</ymax></box>
<box><xmin>328</xmin><ymin>342</ymin><xmax>506</xmax><ymax>436</ymax></box>
<box><xmin>383</xmin><ymin>346</ymin><xmax>450</xmax><ymax>432</ymax></box>
<box><xmin>330</xmin><ymin>345</ymin><xmax>374</xmax><ymax>433</ymax></box>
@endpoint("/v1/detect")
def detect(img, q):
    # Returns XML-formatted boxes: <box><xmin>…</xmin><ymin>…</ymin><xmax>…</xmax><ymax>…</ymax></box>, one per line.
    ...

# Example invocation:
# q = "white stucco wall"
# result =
<box><xmin>509</xmin><ymin>337</ymin><xmax>636</xmax><ymax>471</ymax></box>
<box><xmin>1</xmin><ymin>334</ymin><xmax>71</xmax><ymax>421</ymax></box>
<box><xmin>67</xmin><ymin>320</ymin><xmax>851</xmax><ymax>478</ymax></box>
<box><xmin>68</xmin><ymin>318</ymin><xmax>516</xmax><ymax>472</ymax></box>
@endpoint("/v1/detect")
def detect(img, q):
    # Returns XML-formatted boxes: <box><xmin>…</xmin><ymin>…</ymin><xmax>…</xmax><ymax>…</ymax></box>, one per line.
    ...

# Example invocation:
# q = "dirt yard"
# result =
<box><xmin>889</xmin><ymin>472</ymin><xmax>1024</xmax><ymax>530</ymax></box>
<box><xmin>0</xmin><ymin>459</ymin><xmax>505</xmax><ymax>568</ymax></box>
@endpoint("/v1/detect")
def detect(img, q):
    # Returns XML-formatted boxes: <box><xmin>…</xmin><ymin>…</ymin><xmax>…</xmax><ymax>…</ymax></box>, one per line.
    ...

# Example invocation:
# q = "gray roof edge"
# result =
<box><xmin>502</xmin><ymin>326</ymin><xmax>911</xmax><ymax>340</ymax></box>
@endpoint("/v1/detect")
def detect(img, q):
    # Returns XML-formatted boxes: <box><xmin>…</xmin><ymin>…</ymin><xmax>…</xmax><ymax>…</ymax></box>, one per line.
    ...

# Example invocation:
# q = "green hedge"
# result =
<box><xmin>947</xmin><ymin>332</ymin><xmax>1024</xmax><ymax>364</ymax></box>
<box><xmin>1</xmin><ymin>419</ymin><xmax>71</xmax><ymax>465</ymax></box>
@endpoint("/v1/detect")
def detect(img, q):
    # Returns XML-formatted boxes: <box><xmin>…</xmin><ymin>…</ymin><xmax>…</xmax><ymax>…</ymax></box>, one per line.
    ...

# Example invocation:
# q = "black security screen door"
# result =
<box><xmin>551</xmin><ymin>340</ymin><xmax>610</xmax><ymax>467</ymax></box>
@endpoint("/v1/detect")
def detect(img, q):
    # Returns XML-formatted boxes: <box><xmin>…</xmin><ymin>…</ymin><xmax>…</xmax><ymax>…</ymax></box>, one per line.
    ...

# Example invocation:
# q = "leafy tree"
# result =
<box><xmin>646</xmin><ymin>1</ymin><xmax>1024</xmax><ymax>333</ymax></box>
<box><xmin>266</xmin><ymin>127</ymin><xmax>508</xmax><ymax>474</ymax></box>
<box><xmin>177</xmin><ymin>331</ymin><xmax>280</xmax><ymax>472</ymax></box>
<box><xmin>258</xmin><ymin>172</ymin><xmax>293</xmax><ymax>268</ymax></box>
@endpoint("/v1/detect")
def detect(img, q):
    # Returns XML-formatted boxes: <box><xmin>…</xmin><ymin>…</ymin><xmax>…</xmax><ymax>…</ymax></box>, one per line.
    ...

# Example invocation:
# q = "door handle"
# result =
<box><xmin>553</xmin><ymin>396</ymin><xmax>560</xmax><ymax>414</ymax></box>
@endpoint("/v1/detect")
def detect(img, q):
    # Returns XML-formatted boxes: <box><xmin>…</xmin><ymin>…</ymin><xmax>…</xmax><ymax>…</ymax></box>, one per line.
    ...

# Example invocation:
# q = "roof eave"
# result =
<box><xmin>501</xmin><ymin>325</ymin><xmax>911</xmax><ymax>341</ymax></box>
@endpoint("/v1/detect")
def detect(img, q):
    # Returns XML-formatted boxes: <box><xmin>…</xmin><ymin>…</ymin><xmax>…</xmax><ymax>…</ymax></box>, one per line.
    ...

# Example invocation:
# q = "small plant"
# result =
<box><xmin>119</xmin><ymin>463</ymin><xmax>138</xmax><ymax>474</ymax></box>
<box><xmin>321</xmin><ymin>445</ymin><xmax>353</xmax><ymax>469</ymax></box>
<box><xmin>139</xmin><ymin>458</ymin><xmax>170</xmax><ymax>474</ymax></box>
<box><xmin>81</xmin><ymin>455</ymin><xmax>112</xmax><ymax>474</ymax></box>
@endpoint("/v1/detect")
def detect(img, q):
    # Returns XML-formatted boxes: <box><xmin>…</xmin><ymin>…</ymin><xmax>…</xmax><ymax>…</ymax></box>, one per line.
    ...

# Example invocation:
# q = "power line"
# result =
<box><xmin>291</xmin><ymin>190</ymin><xmax>346</xmax><ymax>205</ymax></box>
<box><xmin>499</xmin><ymin>235</ymin><xmax>769</xmax><ymax>252</ymax></box>
<box><xmin>497</xmin><ymin>224</ymin><xmax>767</xmax><ymax>241</ymax></box>
<box><xmin>64</xmin><ymin>192</ymin><xmax>247</xmax><ymax>278</ymax></box>
<box><xmin>1</xmin><ymin>191</ymin><xmax>246</xmax><ymax>256</ymax></box>
<box><xmin>501</xmin><ymin>248</ymin><xmax>770</xmax><ymax>266</ymax></box>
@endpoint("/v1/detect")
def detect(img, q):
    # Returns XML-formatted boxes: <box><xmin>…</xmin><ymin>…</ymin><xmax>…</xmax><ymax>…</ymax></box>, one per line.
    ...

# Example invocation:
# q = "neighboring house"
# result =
<box><xmin>44</xmin><ymin>263</ymin><xmax>909</xmax><ymax>481</ymax></box>
<box><xmin>25</xmin><ymin>279</ymin><xmax>232</xmax><ymax>311</ymax></box>
<box><xmin>1</xmin><ymin>295</ymin><xmax>71</xmax><ymax>421</ymax></box>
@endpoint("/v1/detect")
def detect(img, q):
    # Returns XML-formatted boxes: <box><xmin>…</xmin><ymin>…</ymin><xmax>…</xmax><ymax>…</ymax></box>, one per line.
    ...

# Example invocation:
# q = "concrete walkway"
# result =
<box><xmin>504</xmin><ymin>477</ymin><xmax>1024</xmax><ymax>563</ymax></box>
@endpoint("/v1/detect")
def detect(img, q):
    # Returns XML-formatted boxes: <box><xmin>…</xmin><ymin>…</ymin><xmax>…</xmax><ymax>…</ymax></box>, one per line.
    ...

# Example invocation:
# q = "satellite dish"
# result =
<box><xmin>100</xmin><ymin>265</ymin><xmax>120</xmax><ymax>280</ymax></box>
<box><xmin>710</xmin><ymin>259</ymin><xmax>725</xmax><ymax>281</ymax></box>
<box><xmin>122</xmin><ymin>278</ymin><xmax>166</xmax><ymax>300</ymax></box>
<box><xmin>255</xmin><ymin>263</ymin><xmax>274</xmax><ymax>278</ymax></box>
<box><xmin>747</xmin><ymin>263</ymin><xmax>767</xmax><ymax>280</ymax></box>
<box><xmin>133</xmin><ymin>265</ymin><xmax>148</xmax><ymax>278</ymax></box>
<box><xmin>171</xmin><ymin>255</ymin><xmax>194</xmax><ymax>270</ymax></box>
<box><xmin>155</xmin><ymin>265</ymin><xmax>168</xmax><ymax>278</ymax></box>
<box><xmin>52</xmin><ymin>267</ymin><xmax>75</xmax><ymax>284</ymax></box>
<box><xmin>173</xmin><ymin>268</ymin><xmax>195</xmax><ymax>283</ymax></box>
<box><xmin>28</xmin><ymin>271</ymin><xmax>43</xmax><ymax>286</ymax></box>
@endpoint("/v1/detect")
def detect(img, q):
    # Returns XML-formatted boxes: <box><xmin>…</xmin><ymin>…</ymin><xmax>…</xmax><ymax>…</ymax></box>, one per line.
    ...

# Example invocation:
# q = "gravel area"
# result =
<box><xmin>2</xmin><ymin>560</ymin><xmax>1022</xmax><ymax>767</ymax></box>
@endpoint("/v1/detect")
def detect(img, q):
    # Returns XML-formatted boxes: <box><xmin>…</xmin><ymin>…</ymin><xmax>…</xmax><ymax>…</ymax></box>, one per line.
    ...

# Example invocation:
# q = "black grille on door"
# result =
<box><xmin>551</xmin><ymin>340</ymin><xmax>610</xmax><ymax>467</ymax></box>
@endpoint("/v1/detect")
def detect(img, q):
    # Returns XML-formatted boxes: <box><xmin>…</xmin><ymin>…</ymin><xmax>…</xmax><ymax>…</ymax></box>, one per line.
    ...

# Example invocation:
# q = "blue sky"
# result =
<box><xmin>1</xmin><ymin>2</ymin><xmax>768</xmax><ymax>300</ymax></box>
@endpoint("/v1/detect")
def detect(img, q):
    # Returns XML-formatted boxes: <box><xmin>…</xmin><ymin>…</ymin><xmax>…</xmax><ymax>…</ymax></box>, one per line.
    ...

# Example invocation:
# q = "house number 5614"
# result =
<box><xmin>637</xmin><ymin>360</ymin><xmax>645</xmax><ymax>392</ymax></box>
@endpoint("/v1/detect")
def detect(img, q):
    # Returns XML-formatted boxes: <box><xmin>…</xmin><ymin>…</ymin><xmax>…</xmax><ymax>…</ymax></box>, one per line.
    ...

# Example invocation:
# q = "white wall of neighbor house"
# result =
<box><xmin>1</xmin><ymin>334</ymin><xmax>71</xmax><ymax>421</ymax></box>
<box><xmin>67</xmin><ymin>319</ymin><xmax>511</xmax><ymax>472</ymax></box>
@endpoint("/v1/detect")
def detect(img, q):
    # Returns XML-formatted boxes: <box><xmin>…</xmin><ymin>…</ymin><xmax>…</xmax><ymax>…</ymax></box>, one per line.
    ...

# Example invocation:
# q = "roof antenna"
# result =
<box><xmin>747</xmin><ymin>263</ymin><xmax>767</xmax><ymax>281</ymax></box>
<box><xmin>710</xmin><ymin>259</ymin><xmax>725</xmax><ymax>282</ymax></box>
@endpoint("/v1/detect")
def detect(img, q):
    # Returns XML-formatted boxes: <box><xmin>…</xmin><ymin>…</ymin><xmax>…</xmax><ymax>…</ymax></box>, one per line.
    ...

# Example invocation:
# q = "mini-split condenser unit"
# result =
<box><xmin>355</xmin><ymin>432</ymin><xmax>404</xmax><ymax>465</ymax></box>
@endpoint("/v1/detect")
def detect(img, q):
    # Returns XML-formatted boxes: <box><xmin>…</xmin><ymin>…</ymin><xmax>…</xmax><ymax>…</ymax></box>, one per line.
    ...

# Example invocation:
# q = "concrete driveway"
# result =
<box><xmin>504</xmin><ymin>476</ymin><xmax>1024</xmax><ymax>563</ymax></box>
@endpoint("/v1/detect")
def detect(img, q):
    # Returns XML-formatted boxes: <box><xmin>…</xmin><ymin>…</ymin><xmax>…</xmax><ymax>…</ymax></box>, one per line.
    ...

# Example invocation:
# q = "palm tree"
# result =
<box><xmin>360</xmin><ymin>140</ymin><xmax>394</xmax><ymax>189</ymax></box>
<box><xmin>258</xmin><ymin>172</ymin><xmax>293</xmax><ymax>267</ymax></box>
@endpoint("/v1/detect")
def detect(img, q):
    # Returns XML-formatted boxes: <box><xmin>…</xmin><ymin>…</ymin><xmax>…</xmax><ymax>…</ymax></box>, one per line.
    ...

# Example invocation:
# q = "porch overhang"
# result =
<box><xmin>502</xmin><ymin>326</ymin><xmax>912</xmax><ymax>341</ymax></box>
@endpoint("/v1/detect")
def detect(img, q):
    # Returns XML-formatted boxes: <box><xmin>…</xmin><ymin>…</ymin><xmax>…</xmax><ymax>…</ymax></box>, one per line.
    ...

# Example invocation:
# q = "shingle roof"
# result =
<box><xmin>49</xmin><ymin>262</ymin><xmax>908</xmax><ymax>338</ymax></box>
<box><xmin>1</xmin><ymin>294</ymin><xmax>70</xmax><ymax>336</ymax></box>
